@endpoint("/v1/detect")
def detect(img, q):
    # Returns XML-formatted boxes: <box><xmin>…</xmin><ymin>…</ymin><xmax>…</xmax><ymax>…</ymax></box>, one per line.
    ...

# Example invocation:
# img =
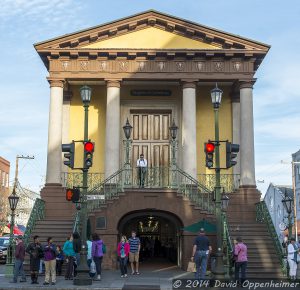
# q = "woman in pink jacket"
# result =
<box><xmin>117</xmin><ymin>236</ymin><xmax>130</xmax><ymax>277</ymax></box>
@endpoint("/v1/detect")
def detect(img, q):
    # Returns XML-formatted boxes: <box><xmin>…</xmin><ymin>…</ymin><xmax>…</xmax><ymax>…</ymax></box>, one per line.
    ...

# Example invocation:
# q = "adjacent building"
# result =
<box><xmin>0</xmin><ymin>157</ymin><xmax>10</xmax><ymax>235</ymax></box>
<box><xmin>264</xmin><ymin>183</ymin><xmax>293</xmax><ymax>242</ymax></box>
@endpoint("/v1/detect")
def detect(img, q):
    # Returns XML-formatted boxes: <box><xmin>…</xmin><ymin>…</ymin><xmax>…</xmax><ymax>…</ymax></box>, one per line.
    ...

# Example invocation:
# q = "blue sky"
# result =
<box><xmin>0</xmin><ymin>0</ymin><xmax>299</xmax><ymax>194</ymax></box>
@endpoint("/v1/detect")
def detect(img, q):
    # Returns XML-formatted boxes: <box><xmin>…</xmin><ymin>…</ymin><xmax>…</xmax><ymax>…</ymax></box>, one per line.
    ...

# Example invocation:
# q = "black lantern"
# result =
<box><xmin>169</xmin><ymin>119</ymin><xmax>178</xmax><ymax>140</ymax></box>
<box><xmin>8</xmin><ymin>189</ymin><xmax>19</xmax><ymax>211</ymax></box>
<box><xmin>210</xmin><ymin>83</ymin><xmax>223</xmax><ymax>109</ymax></box>
<box><xmin>221</xmin><ymin>189</ymin><xmax>229</xmax><ymax>211</ymax></box>
<box><xmin>80</xmin><ymin>85</ymin><xmax>92</xmax><ymax>105</ymax></box>
<box><xmin>123</xmin><ymin>118</ymin><xmax>133</xmax><ymax>140</ymax></box>
<box><xmin>282</xmin><ymin>190</ymin><xmax>293</xmax><ymax>214</ymax></box>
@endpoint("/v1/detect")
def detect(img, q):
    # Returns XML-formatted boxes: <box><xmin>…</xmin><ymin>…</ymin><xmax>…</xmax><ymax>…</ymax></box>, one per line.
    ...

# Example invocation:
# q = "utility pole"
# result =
<box><xmin>13</xmin><ymin>155</ymin><xmax>35</xmax><ymax>191</ymax></box>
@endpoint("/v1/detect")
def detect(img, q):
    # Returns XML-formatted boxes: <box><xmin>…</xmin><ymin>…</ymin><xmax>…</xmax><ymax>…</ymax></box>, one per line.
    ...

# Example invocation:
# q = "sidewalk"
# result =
<box><xmin>0</xmin><ymin>266</ymin><xmax>194</xmax><ymax>290</ymax></box>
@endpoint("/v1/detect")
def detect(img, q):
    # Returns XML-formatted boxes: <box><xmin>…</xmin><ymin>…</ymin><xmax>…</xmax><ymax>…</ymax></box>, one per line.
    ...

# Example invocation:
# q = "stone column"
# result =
<box><xmin>231</xmin><ymin>89</ymin><xmax>241</xmax><ymax>186</ymax></box>
<box><xmin>46</xmin><ymin>79</ymin><xmax>64</xmax><ymax>184</ymax></box>
<box><xmin>182</xmin><ymin>81</ymin><xmax>197</xmax><ymax>179</ymax></box>
<box><xmin>240</xmin><ymin>81</ymin><xmax>256</xmax><ymax>187</ymax></box>
<box><xmin>105</xmin><ymin>80</ymin><xmax>121</xmax><ymax>178</ymax></box>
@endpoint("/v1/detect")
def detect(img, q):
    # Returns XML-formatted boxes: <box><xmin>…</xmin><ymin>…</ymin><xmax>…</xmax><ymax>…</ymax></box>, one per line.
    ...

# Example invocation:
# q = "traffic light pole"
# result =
<box><xmin>212</xmin><ymin>106</ymin><xmax>225</xmax><ymax>278</ymax></box>
<box><xmin>74</xmin><ymin>103</ymin><xmax>92</xmax><ymax>286</ymax></box>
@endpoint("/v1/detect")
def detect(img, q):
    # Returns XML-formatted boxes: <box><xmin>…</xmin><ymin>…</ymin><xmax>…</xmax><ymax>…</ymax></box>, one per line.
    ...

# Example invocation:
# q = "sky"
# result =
<box><xmin>0</xmin><ymin>0</ymin><xmax>299</xmax><ymax>195</ymax></box>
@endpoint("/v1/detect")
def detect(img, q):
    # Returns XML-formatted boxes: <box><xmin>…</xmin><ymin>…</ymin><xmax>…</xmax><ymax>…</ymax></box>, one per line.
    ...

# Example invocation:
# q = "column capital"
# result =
<box><xmin>106</xmin><ymin>79</ymin><xmax>121</xmax><ymax>88</ymax></box>
<box><xmin>47</xmin><ymin>78</ymin><xmax>65</xmax><ymax>88</ymax></box>
<box><xmin>181</xmin><ymin>79</ymin><xmax>197</xmax><ymax>89</ymax></box>
<box><xmin>239</xmin><ymin>79</ymin><xmax>256</xmax><ymax>90</ymax></box>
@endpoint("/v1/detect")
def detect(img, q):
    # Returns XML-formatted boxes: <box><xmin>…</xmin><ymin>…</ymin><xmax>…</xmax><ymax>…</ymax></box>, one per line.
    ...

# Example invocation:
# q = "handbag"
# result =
<box><xmin>187</xmin><ymin>261</ymin><xmax>196</xmax><ymax>273</ymax></box>
<box><xmin>90</xmin><ymin>260</ymin><xmax>96</xmax><ymax>274</ymax></box>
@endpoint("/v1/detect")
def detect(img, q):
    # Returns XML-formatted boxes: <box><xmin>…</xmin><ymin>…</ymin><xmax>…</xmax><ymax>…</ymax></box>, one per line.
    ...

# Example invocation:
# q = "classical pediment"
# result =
<box><xmin>35</xmin><ymin>10</ymin><xmax>270</xmax><ymax>52</ymax></box>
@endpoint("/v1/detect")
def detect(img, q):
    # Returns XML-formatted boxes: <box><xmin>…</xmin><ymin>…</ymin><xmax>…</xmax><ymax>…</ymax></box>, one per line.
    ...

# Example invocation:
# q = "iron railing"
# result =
<box><xmin>255</xmin><ymin>201</ymin><xmax>287</xmax><ymax>276</ymax></box>
<box><xmin>61</xmin><ymin>172</ymin><xmax>105</xmax><ymax>191</ymax></box>
<box><xmin>197</xmin><ymin>174</ymin><xmax>240</xmax><ymax>193</ymax></box>
<box><xmin>223</xmin><ymin>212</ymin><xmax>234</xmax><ymax>278</ymax></box>
<box><xmin>23</xmin><ymin>198</ymin><xmax>45</xmax><ymax>247</ymax></box>
<box><xmin>86</xmin><ymin>166</ymin><xmax>213</xmax><ymax>213</ymax></box>
<box><xmin>72</xmin><ymin>211</ymin><xmax>80</xmax><ymax>234</ymax></box>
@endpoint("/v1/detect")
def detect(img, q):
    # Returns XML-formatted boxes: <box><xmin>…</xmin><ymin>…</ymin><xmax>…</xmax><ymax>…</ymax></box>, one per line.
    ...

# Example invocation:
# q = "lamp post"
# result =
<box><xmin>5</xmin><ymin>188</ymin><xmax>19</xmax><ymax>277</ymax></box>
<box><xmin>169</xmin><ymin>120</ymin><xmax>178</xmax><ymax>188</ymax></box>
<box><xmin>74</xmin><ymin>85</ymin><xmax>92</xmax><ymax>286</ymax></box>
<box><xmin>210</xmin><ymin>83</ymin><xmax>225</xmax><ymax>278</ymax></box>
<box><xmin>282</xmin><ymin>189</ymin><xmax>293</xmax><ymax>239</ymax></box>
<box><xmin>123</xmin><ymin>118</ymin><xmax>133</xmax><ymax>165</ymax></box>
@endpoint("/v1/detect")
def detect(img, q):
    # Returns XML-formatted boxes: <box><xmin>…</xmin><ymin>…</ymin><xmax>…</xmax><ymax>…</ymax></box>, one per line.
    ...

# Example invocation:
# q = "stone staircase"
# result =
<box><xmin>226</xmin><ymin>189</ymin><xmax>283</xmax><ymax>279</ymax></box>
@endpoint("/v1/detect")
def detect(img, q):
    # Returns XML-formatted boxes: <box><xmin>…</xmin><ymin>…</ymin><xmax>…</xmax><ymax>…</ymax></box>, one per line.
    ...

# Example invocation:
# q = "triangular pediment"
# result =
<box><xmin>35</xmin><ymin>10</ymin><xmax>270</xmax><ymax>52</ymax></box>
<box><xmin>82</xmin><ymin>27</ymin><xmax>220</xmax><ymax>50</ymax></box>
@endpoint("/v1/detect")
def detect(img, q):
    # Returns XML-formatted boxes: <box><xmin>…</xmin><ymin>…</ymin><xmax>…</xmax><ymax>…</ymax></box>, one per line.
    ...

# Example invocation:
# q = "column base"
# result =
<box><xmin>40</xmin><ymin>184</ymin><xmax>75</xmax><ymax>220</ymax></box>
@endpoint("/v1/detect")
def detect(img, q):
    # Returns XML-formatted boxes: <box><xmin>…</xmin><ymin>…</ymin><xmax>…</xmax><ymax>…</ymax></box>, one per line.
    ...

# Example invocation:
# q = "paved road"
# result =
<box><xmin>0</xmin><ymin>263</ymin><xmax>5</xmax><ymax>275</ymax></box>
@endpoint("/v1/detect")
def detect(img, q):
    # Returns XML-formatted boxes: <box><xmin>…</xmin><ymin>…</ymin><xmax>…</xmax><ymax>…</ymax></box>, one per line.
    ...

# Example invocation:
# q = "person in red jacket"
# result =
<box><xmin>117</xmin><ymin>236</ymin><xmax>130</xmax><ymax>277</ymax></box>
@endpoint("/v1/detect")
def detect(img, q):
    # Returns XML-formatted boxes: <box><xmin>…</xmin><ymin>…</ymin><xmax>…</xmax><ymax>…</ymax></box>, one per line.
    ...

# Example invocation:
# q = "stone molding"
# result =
<box><xmin>239</xmin><ymin>79</ymin><xmax>256</xmax><ymax>89</ymax></box>
<box><xmin>181</xmin><ymin>80</ymin><xmax>197</xmax><ymax>89</ymax></box>
<box><xmin>48</xmin><ymin>78</ymin><xmax>64</xmax><ymax>88</ymax></box>
<box><xmin>106</xmin><ymin>79</ymin><xmax>121</xmax><ymax>88</ymax></box>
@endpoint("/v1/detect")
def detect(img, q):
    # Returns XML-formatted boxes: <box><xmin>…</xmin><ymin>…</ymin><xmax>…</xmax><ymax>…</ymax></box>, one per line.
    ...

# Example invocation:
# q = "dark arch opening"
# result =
<box><xmin>117</xmin><ymin>209</ymin><xmax>184</xmax><ymax>268</ymax></box>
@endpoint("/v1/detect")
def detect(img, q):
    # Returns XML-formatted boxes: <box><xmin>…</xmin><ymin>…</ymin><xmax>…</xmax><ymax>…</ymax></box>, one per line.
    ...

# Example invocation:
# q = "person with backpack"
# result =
<box><xmin>117</xmin><ymin>236</ymin><xmax>130</xmax><ymax>277</ymax></box>
<box><xmin>63</xmin><ymin>234</ymin><xmax>76</xmax><ymax>280</ymax></box>
<box><xmin>92</xmin><ymin>233</ymin><xmax>104</xmax><ymax>281</ymax></box>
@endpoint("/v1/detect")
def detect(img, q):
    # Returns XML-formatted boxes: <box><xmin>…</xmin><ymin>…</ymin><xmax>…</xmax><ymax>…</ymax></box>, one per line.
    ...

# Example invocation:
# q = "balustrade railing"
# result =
<box><xmin>223</xmin><ymin>212</ymin><xmax>233</xmax><ymax>278</ymax></box>
<box><xmin>23</xmin><ymin>198</ymin><xmax>45</xmax><ymax>247</ymax></box>
<box><xmin>197</xmin><ymin>174</ymin><xmax>240</xmax><ymax>193</ymax></box>
<box><xmin>61</xmin><ymin>172</ymin><xmax>104</xmax><ymax>191</ymax></box>
<box><xmin>255</xmin><ymin>201</ymin><xmax>287</xmax><ymax>277</ymax></box>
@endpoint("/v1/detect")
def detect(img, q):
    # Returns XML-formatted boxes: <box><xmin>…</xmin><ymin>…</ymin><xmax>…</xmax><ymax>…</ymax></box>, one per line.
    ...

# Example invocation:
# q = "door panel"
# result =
<box><xmin>130</xmin><ymin>112</ymin><xmax>171</xmax><ymax>168</ymax></box>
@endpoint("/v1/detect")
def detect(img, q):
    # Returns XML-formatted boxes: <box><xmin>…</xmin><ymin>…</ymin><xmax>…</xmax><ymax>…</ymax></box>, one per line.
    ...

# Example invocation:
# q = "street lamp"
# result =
<box><xmin>123</xmin><ymin>118</ymin><xmax>133</xmax><ymax>166</ymax></box>
<box><xmin>6</xmin><ymin>188</ymin><xmax>19</xmax><ymax>276</ymax></box>
<box><xmin>210</xmin><ymin>83</ymin><xmax>225</xmax><ymax>278</ymax></box>
<box><xmin>169</xmin><ymin>119</ymin><xmax>178</xmax><ymax>167</ymax></box>
<box><xmin>282</xmin><ymin>189</ymin><xmax>293</xmax><ymax>239</ymax></box>
<box><xmin>74</xmin><ymin>85</ymin><xmax>92</xmax><ymax>286</ymax></box>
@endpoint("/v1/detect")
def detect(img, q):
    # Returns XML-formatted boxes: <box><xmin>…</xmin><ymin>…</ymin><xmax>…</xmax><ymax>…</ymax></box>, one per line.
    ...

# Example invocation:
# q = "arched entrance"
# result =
<box><xmin>118</xmin><ymin>210</ymin><xmax>183</xmax><ymax>268</ymax></box>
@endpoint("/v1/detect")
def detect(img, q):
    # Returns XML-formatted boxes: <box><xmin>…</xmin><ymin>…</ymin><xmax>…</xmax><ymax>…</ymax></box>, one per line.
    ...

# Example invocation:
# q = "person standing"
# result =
<box><xmin>128</xmin><ymin>230</ymin><xmax>141</xmax><ymax>275</ymax></box>
<box><xmin>43</xmin><ymin>237</ymin><xmax>57</xmax><ymax>285</ymax></box>
<box><xmin>117</xmin><ymin>236</ymin><xmax>130</xmax><ymax>277</ymax></box>
<box><xmin>63</xmin><ymin>234</ymin><xmax>76</xmax><ymax>280</ymax></box>
<box><xmin>56</xmin><ymin>245</ymin><xmax>64</xmax><ymax>276</ymax></box>
<box><xmin>136</xmin><ymin>154</ymin><xmax>147</xmax><ymax>188</ymax></box>
<box><xmin>72</xmin><ymin>232</ymin><xmax>81</xmax><ymax>276</ymax></box>
<box><xmin>288</xmin><ymin>237</ymin><xmax>299</xmax><ymax>280</ymax></box>
<box><xmin>86</xmin><ymin>236</ymin><xmax>95</xmax><ymax>278</ymax></box>
<box><xmin>234</xmin><ymin>237</ymin><xmax>248</xmax><ymax>284</ymax></box>
<box><xmin>92</xmin><ymin>233</ymin><xmax>104</xmax><ymax>281</ymax></box>
<box><xmin>10</xmin><ymin>235</ymin><xmax>26</xmax><ymax>283</ymax></box>
<box><xmin>191</xmin><ymin>228</ymin><xmax>212</xmax><ymax>280</ymax></box>
<box><xmin>26</xmin><ymin>235</ymin><xmax>43</xmax><ymax>284</ymax></box>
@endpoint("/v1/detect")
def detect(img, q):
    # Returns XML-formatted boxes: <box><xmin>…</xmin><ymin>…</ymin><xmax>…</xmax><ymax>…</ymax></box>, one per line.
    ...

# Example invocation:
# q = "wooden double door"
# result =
<box><xmin>130</xmin><ymin>110</ymin><xmax>171</xmax><ymax>168</ymax></box>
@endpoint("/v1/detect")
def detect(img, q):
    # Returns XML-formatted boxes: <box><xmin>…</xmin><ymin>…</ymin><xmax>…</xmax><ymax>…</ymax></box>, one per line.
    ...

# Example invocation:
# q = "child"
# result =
<box><xmin>56</xmin><ymin>245</ymin><xmax>64</xmax><ymax>276</ymax></box>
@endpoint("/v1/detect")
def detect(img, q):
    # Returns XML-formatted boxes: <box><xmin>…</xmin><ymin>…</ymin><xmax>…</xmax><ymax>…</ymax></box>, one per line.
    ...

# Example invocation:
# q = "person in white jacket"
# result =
<box><xmin>287</xmin><ymin>237</ymin><xmax>299</xmax><ymax>280</ymax></box>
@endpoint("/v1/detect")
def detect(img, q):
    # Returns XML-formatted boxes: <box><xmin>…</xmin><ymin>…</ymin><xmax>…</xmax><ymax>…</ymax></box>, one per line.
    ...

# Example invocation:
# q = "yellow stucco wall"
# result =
<box><xmin>69</xmin><ymin>85</ymin><xmax>106</xmax><ymax>173</ymax></box>
<box><xmin>83</xmin><ymin>27</ymin><xmax>220</xmax><ymax>50</ymax></box>
<box><xmin>67</xmin><ymin>84</ymin><xmax>233</xmax><ymax>175</ymax></box>
<box><xmin>196</xmin><ymin>86</ymin><xmax>232</xmax><ymax>174</ymax></box>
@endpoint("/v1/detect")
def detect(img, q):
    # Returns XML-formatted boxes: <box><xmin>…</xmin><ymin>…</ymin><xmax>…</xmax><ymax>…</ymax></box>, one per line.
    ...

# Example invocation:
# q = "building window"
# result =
<box><xmin>2</xmin><ymin>173</ymin><xmax>5</xmax><ymax>187</ymax></box>
<box><xmin>277</xmin><ymin>205</ymin><xmax>282</xmax><ymax>218</ymax></box>
<box><xmin>6</xmin><ymin>173</ymin><xmax>9</xmax><ymax>188</ymax></box>
<box><xmin>96</xmin><ymin>217</ymin><xmax>106</xmax><ymax>229</ymax></box>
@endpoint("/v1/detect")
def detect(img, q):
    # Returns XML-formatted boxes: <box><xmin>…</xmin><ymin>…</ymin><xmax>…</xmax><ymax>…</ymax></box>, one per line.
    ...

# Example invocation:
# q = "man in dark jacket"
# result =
<box><xmin>72</xmin><ymin>232</ymin><xmax>81</xmax><ymax>276</ymax></box>
<box><xmin>26</xmin><ymin>235</ymin><xmax>43</xmax><ymax>284</ymax></box>
<box><xmin>11</xmin><ymin>235</ymin><xmax>26</xmax><ymax>283</ymax></box>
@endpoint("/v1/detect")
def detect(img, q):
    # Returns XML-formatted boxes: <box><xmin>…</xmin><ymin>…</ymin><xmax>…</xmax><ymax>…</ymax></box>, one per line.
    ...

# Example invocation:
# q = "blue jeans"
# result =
<box><xmin>235</xmin><ymin>261</ymin><xmax>247</xmax><ymax>283</ymax></box>
<box><xmin>194</xmin><ymin>250</ymin><xmax>208</xmax><ymax>279</ymax></box>
<box><xmin>13</xmin><ymin>259</ymin><xmax>26</xmax><ymax>282</ymax></box>
<box><xmin>119</xmin><ymin>256</ymin><xmax>128</xmax><ymax>275</ymax></box>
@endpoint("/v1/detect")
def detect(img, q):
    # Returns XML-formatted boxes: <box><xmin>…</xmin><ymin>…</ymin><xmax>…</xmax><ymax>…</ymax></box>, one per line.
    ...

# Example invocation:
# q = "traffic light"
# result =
<box><xmin>205</xmin><ymin>142</ymin><xmax>215</xmax><ymax>168</ymax></box>
<box><xmin>65</xmin><ymin>188</ymin><xmax>80</xmax><ymax>202</ymax></box>
<box><xmin>226</xmin><ymin>141</ymin><xmax>240</xmax><ymax>168</ymax></box>
<box><xmin>84</xmin><ymin>141</ymin><xmax>95</xmax><ymax>169</ymax></box>
<box><xmin>62</xmin><ymin>142</ymin><xmax>75</xmax><ymax>169</ymax></box>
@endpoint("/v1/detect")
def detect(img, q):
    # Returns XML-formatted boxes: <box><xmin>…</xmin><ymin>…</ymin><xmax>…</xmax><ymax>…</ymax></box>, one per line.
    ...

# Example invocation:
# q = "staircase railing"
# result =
<box><xmin>23</xmin><ymin>198</ymin><xmax>45</xmax><ymax>247</ymax></box>
<box><xmin>86</xmin><ymin>165</ymin><xmax>213</xmax><ymax>213</ymax></box>
<box><xmin>255</xmin><ymin>201</ymin><xmax>287</xmax><ymax>276</ymax></box>
<box><xmin>223</xmin><ymin>212</ymin><xmax>233</xmax><ymax>278</ymax></box>
<box><xmin>197</xmin><ymin>174</ymin><xmax>240</xmax><ymax>193</ymax></box>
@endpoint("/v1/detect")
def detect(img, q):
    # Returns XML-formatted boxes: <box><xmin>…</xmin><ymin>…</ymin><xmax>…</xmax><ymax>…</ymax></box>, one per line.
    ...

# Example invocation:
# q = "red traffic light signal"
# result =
<box><xmin>84</xmin><ymin>141</ymin><xmax>94</xmax><ymax>152</ymax></box>
<box><xmin>205</xmin><ymin>143</ymin><xmax>215</xmax><ymax>153</ymax></box>
<box><xmin>66</xmin><ymin>188</ymin><xmax>80</xmax><ymax>202</ymax></box>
